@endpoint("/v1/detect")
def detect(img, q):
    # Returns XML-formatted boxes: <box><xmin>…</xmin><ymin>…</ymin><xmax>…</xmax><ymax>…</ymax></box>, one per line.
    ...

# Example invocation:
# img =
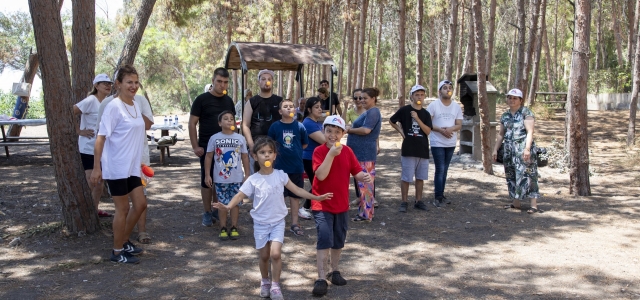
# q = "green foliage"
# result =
<box><xmin>587</xmin><ymin>66</ymin><xmax>632</xmax><ymax>94</ymax></box>
<box><xmin>0</xmin><ymin>90</ymin><xmax>45</xmax><ymax>119</ymax></box>
<box><xmin>0</xmin><ymin>11</ymin><xmax>35</xmax><ymax>73</ymax></box>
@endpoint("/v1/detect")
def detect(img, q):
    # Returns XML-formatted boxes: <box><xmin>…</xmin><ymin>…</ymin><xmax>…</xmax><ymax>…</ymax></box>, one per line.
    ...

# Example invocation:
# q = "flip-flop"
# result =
<box><xmin>503</xmin><ymin>204</ymin><xmax>520</xmax><ymax>209</ymax></box>
<box><xmin>527</xmin><ymin>207</ymin><xmax>543</xmax><ymax>214</ymax></box>
<box><xmin>289</xmin><ymin>224</ymin><xmax>304</xmax><ymax>236</ymax></box>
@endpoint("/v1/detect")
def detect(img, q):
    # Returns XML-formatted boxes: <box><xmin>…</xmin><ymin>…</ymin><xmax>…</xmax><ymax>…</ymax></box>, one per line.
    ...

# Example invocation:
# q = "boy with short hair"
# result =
<box><xmin>389</xmin><ymin>85</ymin><xmax>433</xmax><ymax>212</ymax></box>
<box><xmin>310</xmin><ymin>115</ymin><xmax>372</xmax><ymax>296</ymax></box>
<box><xmin>267</xmin><ymin>99</ymin><xmax>311</xmax><ymax>236</ymax></box>
<box><xmin>205</xmin><ymin>110</ymin><xmax>250</xmax><ymax>240</ymax></box>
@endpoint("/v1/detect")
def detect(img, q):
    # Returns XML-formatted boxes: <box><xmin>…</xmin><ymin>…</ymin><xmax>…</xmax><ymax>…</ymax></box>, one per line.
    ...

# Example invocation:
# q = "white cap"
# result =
<box><xmin>410</xmin><ymin>84</ymin><xmax>426</xmax><ymax>95</ymax></box>
<box><xmin>506</xmin><ymin>88</ymin><xmax>523</xmax><ymax>98</ymax></box>
<box><xmin>323</xmin><ymin>115</ymin><xmax>346</xmax><ymax>131</ymax></box>
<box><xmin>204</xmin><ymin>84</ymin><xmax>212</xmax><ymax>93</ymax></box>
<box><xmin>257</xmin><ymin>69</ymin><xmax>275</xmax><ymax>80</ymax></box>
<box><xmin>438</xmin><ymin>80</ymin><xmax>453</xmax><ymax>91</ymax></box>
<box><xmin>93</xmin><ymin>74</ymin><xmax>112</xmax><ymax>85</ymax></box>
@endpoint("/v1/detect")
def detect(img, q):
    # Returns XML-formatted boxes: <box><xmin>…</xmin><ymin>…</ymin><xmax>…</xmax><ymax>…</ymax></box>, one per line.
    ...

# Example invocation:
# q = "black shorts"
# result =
<box><xmin>283</xmin><ymin>173</ymin><xmax>304</xmax><ymax>198</ymax></box>
<box><xmin>199</xmin><ymin>153</ymin><xmax>214</xmax><ymax>188</ymax></box>
<box><xmin>106</xmin><ymin>176</ymin><xmax>142</xmax><ymax>197</ymax></box>
<box><xmin>80</xmin><ymin>153</ymin><xmax>94</xmax><ymax>170</ymax></box>
<box><xmin>313</xmin><ymin>211</ymin><xmax>349</xmax><ymax>250</ymax></box>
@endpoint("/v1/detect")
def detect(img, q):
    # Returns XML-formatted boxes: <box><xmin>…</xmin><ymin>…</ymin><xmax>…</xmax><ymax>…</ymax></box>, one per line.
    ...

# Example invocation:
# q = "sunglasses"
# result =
<box><xmin>352</xmin><ymin>97</ymin><xmax>363</xmax><ymax>100</ymax></box>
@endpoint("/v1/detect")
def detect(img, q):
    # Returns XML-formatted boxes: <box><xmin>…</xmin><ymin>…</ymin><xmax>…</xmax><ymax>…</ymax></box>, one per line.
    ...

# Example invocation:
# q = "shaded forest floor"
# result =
<box><xmin>1</xmin><ymin>99</ymin><xmax>640</xmax><ymax>299</ymax></box>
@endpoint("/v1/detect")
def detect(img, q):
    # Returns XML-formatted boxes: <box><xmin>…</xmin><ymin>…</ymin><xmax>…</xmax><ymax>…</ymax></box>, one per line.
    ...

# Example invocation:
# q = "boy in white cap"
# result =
<box><xmin>310</xmin><ymin>115</ymin><xmax>372</xmax><ymax>296</ymax></box>
<box><xmin>427</xmin><ymin>80</ymin><xmax>463</xmax><ymax>207</ymax></box>
<box><xmin>389</xmin><ymin>84</ymin><xmax>433</xmax><ymax>212</ymax></box>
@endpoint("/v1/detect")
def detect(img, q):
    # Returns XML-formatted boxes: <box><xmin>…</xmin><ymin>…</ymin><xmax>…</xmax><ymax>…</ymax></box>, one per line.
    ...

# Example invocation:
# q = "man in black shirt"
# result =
<box><xmin>320</xmin><ymin>79</ymin><xmax>342</xmax><ymax>116</ymax></box>
<box><xmin>190</xmin><ymin>67</ymin><xmax>236</xmax><ymax>227</ymax></box>
<box><xmin>242</xmin><ymin>69</ymin><xmax>283</xmax><ymax>172</ymax></box>
<box><xmin>389</xmin><ymin>84</ymin><xmax>433</xmax><ymax>212</ymax></box>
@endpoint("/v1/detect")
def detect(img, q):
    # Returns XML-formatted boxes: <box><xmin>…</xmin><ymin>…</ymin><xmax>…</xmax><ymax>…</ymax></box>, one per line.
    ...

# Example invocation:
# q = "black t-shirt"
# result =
<box><xmin>320</xmin><ymin>92</ymin><xmax>340</xmax><ymax>112</ymax></box>
<box><xmin>190</xmin><ymin>92</ymin><xmax>236</xmax><ymax>147</ymax></box>
<box><xmin>249</xmin><ymin>94</ymin><xmax>283</xmax><ymax>137</ymax></box>
<box><xmin>389</xmin><ymin>105</ymin><xmax>433</xmax><ymax>158</ymax></box>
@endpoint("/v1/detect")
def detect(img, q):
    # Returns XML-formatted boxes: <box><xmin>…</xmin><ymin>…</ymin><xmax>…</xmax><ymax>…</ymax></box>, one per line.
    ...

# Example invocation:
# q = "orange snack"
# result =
<box><xmin>289</xmin><ymin>113</ymin><xmax>294</xmax><ymax>117</ymax></box>
<box><xmin>416</xmin><ymin>101</ymin><xmax>422</xmax><ymax>105</ymax></box>
<box><xmin>223</xmin><ymin>90</ymin><xmax>227</xmax><ymax>95</ymax></box>
<box><xmin>264</xmin><ymin>161</ymin><xmax>272</xmax><ymax>167</ymax></box>
<box><xmin>141</xmin><ymin>164</ymin><xmax>155</xmax><ymax>177</ymax></box>
<box><xmin>335</xmin><ymin>142</ymin><xmax>341</xmax><ymax>147</ymax></box>
<box><xmin>230</xmin><ymin>126</ymin><xmax>236</xmax><ymax>131</ymax></box>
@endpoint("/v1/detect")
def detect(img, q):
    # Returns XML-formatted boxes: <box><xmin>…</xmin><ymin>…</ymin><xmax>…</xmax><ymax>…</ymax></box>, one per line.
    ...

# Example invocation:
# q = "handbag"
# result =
<box><xmin>12</xmin><ymin>82</ymin><xmax>32</xmax><ymax>97</ymax></box>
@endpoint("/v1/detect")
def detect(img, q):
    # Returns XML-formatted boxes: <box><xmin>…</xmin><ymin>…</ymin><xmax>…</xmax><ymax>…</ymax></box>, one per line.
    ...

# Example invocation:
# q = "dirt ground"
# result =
<box><xmin>1</xmin><ymin>99</ymin><xmax>640</xmax><ymax>299</ymax></box>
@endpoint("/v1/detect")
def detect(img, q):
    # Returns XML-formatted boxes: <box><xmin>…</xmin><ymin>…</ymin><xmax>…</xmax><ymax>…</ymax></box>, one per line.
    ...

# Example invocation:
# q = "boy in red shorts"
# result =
<box><xmin>310</xmin><ymin>115</ymin><xmax>372</xmax><ymax>296</ymax></box>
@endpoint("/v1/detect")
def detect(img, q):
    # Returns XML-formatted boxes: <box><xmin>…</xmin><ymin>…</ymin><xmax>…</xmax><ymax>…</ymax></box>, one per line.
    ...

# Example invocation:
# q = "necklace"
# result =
<box><xmin>122</xmin><ymin>100</ymin><xmax>138</xmax><ymax>119</ymax></box>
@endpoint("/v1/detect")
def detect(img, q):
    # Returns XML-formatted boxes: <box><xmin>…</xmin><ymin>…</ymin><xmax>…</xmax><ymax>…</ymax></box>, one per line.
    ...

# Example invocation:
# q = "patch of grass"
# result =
<box><xmin>529</xmin><ymin>103</ymin><xmax>554</xmax><ymax>120</ymax></box>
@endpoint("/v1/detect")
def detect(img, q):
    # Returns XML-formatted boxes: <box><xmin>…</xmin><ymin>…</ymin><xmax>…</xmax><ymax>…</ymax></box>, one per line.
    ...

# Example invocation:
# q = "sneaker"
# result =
<box><xmin>229</xmin><ymin>227</ymin><xmax>239</xmax><ymax>240</ymax></box>
<box><xmin>110</xmin><ymin>250</ymin><xmax>140</xmax><ymax>264</ymax></box>
<box><xmin>202</xmin><ymin>211</ymin><xmax>213</xmax><ymax>227</ymax></box>
<box><xmin>326</xmin><ymin>271</ymin><xmax>347</xmax><ymax>286</ymax></box>
<box><xmin>432</xmin><ymin>198</ymin><xmax>441</xmax><ymax>208</ymax></box>
<box><xmin>298</xmin><ymin>208</ymin><xmax>312</xmax><ymax>220</ymax></box>
<box><xmin>219</xmin><ymin>228</ymin><xmax>229</xmax><ymax>240</ymax></box>
<box><xmin>414</xmin><ymin>200</ymin><xmax>429</xmax><ymax>211</ymax></box>
<box><xmin>269</xmin><ymin>286</ymin><xmax>284</xmax><ymax>300</ymax></box>
<box><xmin>260</xmin><ymin>282</ymin><xmax>271</xmax><ymax>298</ymax></box>
<box><xmin>123</xmin><ymin>241</ymin><xmax>143</xmax><ymax>256</ymax></box>
<box><xmin>211</xmin><ymin>209</ymin><xmax>220</xmax><ymax>221</ymax></box>
<box><xmin>312</xmin><ymin>279</ymin><xmax>328</xmax><ymax>296</ymax></box>
<box><xmin>443</xmin><ymin>196</ymin><xmax>451</xmax><ymax>204</ymax></box>
<box><xmin>398</xmin><ymin>202</ymin><xmax>408</xmax><ymax>213</ymax></box>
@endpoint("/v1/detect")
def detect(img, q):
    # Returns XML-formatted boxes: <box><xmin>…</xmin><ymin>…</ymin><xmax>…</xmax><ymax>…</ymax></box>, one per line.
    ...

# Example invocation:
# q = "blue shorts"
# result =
<box><xmin>214</xmin><ymin>182</ymin><xmax>241</xmax><ymax>205</ymax></box>
<box><xmin>253</xmin><ymin>218</ymin><xmax>285</xmax><ymax>249</ymax></box>
<box><xmin>313</xmin><ymin>211</ymin><xmax>349</xmax><ymax>250</ymax></box>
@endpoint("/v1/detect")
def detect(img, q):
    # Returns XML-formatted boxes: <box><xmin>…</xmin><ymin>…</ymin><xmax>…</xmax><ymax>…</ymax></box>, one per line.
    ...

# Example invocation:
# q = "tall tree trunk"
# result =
<box><xmin>71</xmin><ymin>0</ymin><xmax>95</xmax><ymax>105</ymax></box>
<box><xmin>471</xmin><ymin>0</ymin><xmax>493</xmax><ymax>174</ymax></box>
<box><xmin>628</xmin><ymin>0</ymin><xmax>639</xmax><ymax>65</ymax></box>
<box><xmin>415</xmin><ymin>0</ymin><xmax>424</xmax><ymax>85</ymax></box>
<box><xmin>455</xmin><ymin>2</ymin><xmax>465</xmax><ymax>88</ymax></box>
<box><xmin>462</xmin><ymin>10</ymin><xmax>475</xmax><ymax>74</ymax></box>
<box><xmin>346</xmin><ymin>0</ymin><xmax>355</xmax><ymax>95</ymax></box>
<box><xmin>444</xmin><ymin>0</ymin><xmax>459</xmax><ymax>80</ymax></box>
<box><xmin>612</xmin><ymin>0</ymin><xmax>625</xmax><ymax>66</ymax></box>
<box><xmin>428</xmin><ymin>30</ymin><xmax>434</xmax><ymax>96</ymax></box>
<box><xmin>397</xmin><ymin>0</ymin><xmax>406</xmax><ymax>106</ymax></box>
<box><xmin>286</xmin><ymin>0</ymin><xmax>298</xmax><ymax>101</ymax></box>
<box><xmin>277</xmin><ymin>6</ymin><xmax>284</xmax><ymax>96</ymax></box>
<box><xmin>338</xmin><ymin>7</ymin><xmax>348</xmax><ymax>99</ymax></box>
<box><xmin>28</xmin><ymin>0</ymin><xmax>100</xmax><ymax>233</ymax></box>
<box><xmin>514</xmin><ymin>0</ymin><xmax>527</xmax><ymax>91</ymax></box>
<box><xmin>567</xmin><ymin>0</ymin><xmax>592</xmax><ymax>196</ymax></box>
<box><xmin>595</xmin><ymin>0</ymin><xmax>603</xmax><ymax>70</ymax></box>
<box><xmin>115</xmin><ymin>0</ymin><xmax>157</xmax><ymax>69</ymax></box>
<box><xmin>372</xmin><ymin>1</ymin><xmax>383</xmax><ymax>87</ymax></box>
<box><xmin>226</xmin><ymin>5</ymin><xmax>237</xmax><ymax>102</ymax></box>
<box><xmin>520</xmin><ymin>0</ymin><xmax>541</xmax><ymax>98</ymax></box>
<box><xmin>627</xmin><ymin>10</ymin><xmax>640</xmax><ymax>145</ymax></box>
<box><xmin>486</xmin><ymin>0</ymin><xmax>497</xmax><ymax>77</ymax></box>
<box><xmin>527</xmin><ymin>0</ymin><xmax>547</xmax><ymax>105</ymax></box>
<box><xmin>362</xmin><ymin>4</ymin><xmax>374</xmax><ymax>87</ymax></box>
<box><xmin>543</xmin><ymin>28</ymin><xmax>556</xmax><ymax>99</ymax></box>
<box><xmin>355</xmin><ymin>0</ymin><xmax>369</xmax><ymax>89</ymax></box>
<box><xmin>351</xmin><ymin>10</ymin><xmax>360</xmax><ymax>90</ymax></box>
<box><xmin>507</xmin><ymin>27</ymin><xmax>516</xmax><ymax>88</ymax></box>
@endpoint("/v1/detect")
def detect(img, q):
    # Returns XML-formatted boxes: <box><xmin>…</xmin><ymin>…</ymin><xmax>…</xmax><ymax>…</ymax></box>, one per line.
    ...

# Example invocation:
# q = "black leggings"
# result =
<box><xmin>303</xmin><ymin>159</ymin><xmax>315</xmax><ymax>209</ymax></box>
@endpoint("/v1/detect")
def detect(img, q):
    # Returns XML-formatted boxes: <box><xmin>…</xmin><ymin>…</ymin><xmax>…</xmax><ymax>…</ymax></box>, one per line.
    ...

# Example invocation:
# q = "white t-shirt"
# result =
<box><xmin>98</xmin><ymin>98</ymin><xmax>146</xmax><ymax>180</ymax></box>
<box><xmin>98</xmin><ymin>95</ymin><xmax>153</xmax><ymax>165</ymax></box>
<box><xmin>207</xmin><ymin>132</ymin><xmax>248</xmax><ymax>183</ymax></box>
<box><xmin>75</xmin><ymin>95</ymin><xmax>100</xmax><ymax>155</ymax></box>
<box><xmin>239</xmin><ymin>169</ymin><xmax>289</xmax><ymax>224</ymax></box>
<box><xmin>427</xmin><ymin>99</ymin><xmax>463</xmax><ymax>147</ymax></box>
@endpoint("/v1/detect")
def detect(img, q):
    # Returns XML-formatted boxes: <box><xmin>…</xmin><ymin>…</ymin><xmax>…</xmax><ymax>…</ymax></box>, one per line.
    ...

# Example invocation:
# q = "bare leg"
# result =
<box><xmin>530</xmin><ymin>198</ymin><xmax>538</xmax><ymax>209</ymax></box>
<box><xmin>259</xmin><ymin>242</ymin><xmax>272</xmax><ymax>279</ymax></box>
<box><xmin>270</xmin><ymin>241</ymin><xmax>283</xmax><ymax>283</ymax></box>
<box><xmin>219</xmin><ymin>207</ymin><xmax>228</xmax><ymax>229</ymax></box>
<box><xmin>230</xmin><ymin>206</ymin><xmax>239</xmax><ymax>228</ymax></box>
<box><xmin>316</xmin><ymin>249</ymin><xmax>329</xmax><ymax>279</ymax></box>
<box><xmin>512</xmin><ymin>199</ymin><xmax>522</xmax><ymax>208</ymax></box>
<box><xmin>290</xmin><ymin>197</ymin><xmax>300</xmax><ymax>226</ymax></box>
<box><xmin>85</xmin><ymin>170</ymin><xmax>101</xmax><ymax>210</ymax></box>
<box><xmin>112</xmin><ymin>195</ymin><xmax>130</xmax><ymax>250</ymax></box>
<box><xmin>401</xmin><ymin>181</ymin><xmax>409</xmax><ymax>202</ymax></box>
<box><xmin>201</xmin><ymin>187</ymin><xmax>213</xmax><ymax>212</ymax></box>
<box><xmin>415</xmin><ymin>179</ymin><xmax>424</xmax><ymax>202</ymax></box>
<box><xmin>123</xmin><ymin>187</ymin><xmax>147</xmax><ymax>241</ymax></box>
<box><xmin>329</xmin><ymin>249</ymin><xmax>343</xmax><ymax>272</ymax></box>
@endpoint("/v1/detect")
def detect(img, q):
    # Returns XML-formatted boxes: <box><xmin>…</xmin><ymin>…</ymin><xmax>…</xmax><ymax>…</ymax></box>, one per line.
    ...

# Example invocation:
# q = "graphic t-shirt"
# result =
<box><xmin>311</xmin><ymin>144</ymin><xmax>362</xmax><ymax>214</ymax></box>
<box><xmin>240</xmin><ymin>169</ymin><xmax>289</xmax><ymax>224</ymax></box>
<box><xmin>346</xmin><ymin>107</ymin><xmax>382</xmax><ymax>162</ymax></box>
<box><xmin>268</xmin><ymin>120</ymin><xmax>308</xmax><ymax>173</ymax></box>
<box><xmin>75</xmin><ymin>95</ymin><xmax>100</xmax><ymax>155</ymax></box>
<box><xmin>248</xmin><ymin>94</ymin><xmax>283</xmax><ymax>137</ymax></box>
<box><xmin>426</xmin><ymin>99</ymin><xmax>463</xmax><ymax>147</ymax></box>
<box><xmin>302</xmin><ymin>117</ymin><xmax>323</xmax><ymax>160</ymax></box>
<box><xmin>389</xmin><ymin>105</ymin><xmax>432</xmax><ymax>158</ymax></box>
<box><xmin>206</xmin><ymin>132</ymin><xmax>248</xmax><ymax>183</ymax></box>
<box><xmin>190</xmin><ymin>92</ymin><xmax>236</xmax><ymax>148</ymax></box>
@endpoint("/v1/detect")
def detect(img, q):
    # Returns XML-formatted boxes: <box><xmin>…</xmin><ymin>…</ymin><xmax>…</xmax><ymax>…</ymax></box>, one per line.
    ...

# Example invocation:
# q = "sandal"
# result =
<box><xmin>98</xmin><ymin>210</ymin><xmax>113</xmax><ymax>217</ymax></box>
<box><xmin>503</xmin><ymin>204</ymin><xmax>520</xmax><ymax>210</ymax></box>
<box><xmin>290</xmin><ymin>224</ymin><xmax>304</xmax><ymax>236</ymax></box>
<box><xmin>527</xmin><ymin>207</ymin><xmax>543</xmax><ymax>214</ymax></box>
<box><xmin>351</xmin><ymin>215</ymin><xmax>371</xmax><ymax>222</ymax></box>
<box><xmin>137</xmin><ymin>232</ymin><xmax>151</xmax><ymax>244</ymax></box>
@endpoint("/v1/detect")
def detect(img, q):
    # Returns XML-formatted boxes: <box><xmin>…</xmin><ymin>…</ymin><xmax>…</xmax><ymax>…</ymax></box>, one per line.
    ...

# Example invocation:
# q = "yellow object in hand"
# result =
<box><xmin>335</xmin><ymin>142</ymin><xmax>341</xmax><ymax>147</ymax></box>
<box><xmin>264</xmin><ymin>161</ymin><xmax>272</xmax><ymax>167</ymax></box>
<box><xmin>289</xmin><ymin>113</ymin><xmax>294</xmax><ymax>117</ymax></box>
<box><xmin>223</xmin><ymin>90</ymin><xmax>227</xmax><ymax>95</ymax></box>
<box><xmin>230</xmin><ymin>126</ymin><xmax>235</xmax><ymax>131</ymax></box>
<box><xmin>416</xmin><ymin>101</ymin><xmax>422</xmax><ymax>105</ymax></box>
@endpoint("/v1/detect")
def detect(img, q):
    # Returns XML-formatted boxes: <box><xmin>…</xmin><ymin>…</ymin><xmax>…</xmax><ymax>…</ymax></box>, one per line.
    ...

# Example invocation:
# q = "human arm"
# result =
<box><xmin>347</xmin><ymin>126</ymin><xmax>372</xmax><ymax>135</ymax></box>
<box><xmin>411</xmin><ymin>111</ymin><xmax>432</xmax><ymax>135</ymax></box>
<box><xmin>432</xmin><ymin>119</ymin><xmax>461</xmax><ymax>139</ymax></box>
<box><xmin>308</xmin><ymin>131</ymin><xmax>326</xmax><ymax>145</ymax></box>
<box><xmin>347</xmin><ymin>108</ymin><xmax>379</xmax><ymax>135</ymax></box>
<box><xmin>492</xmin><ymin>123</ymin><xmax>505</xmax><ymax>162</ymax></box>
<box><xmin>242</xmin><ymin>101</ymin><xmax>255</xmax><ymax>152</ymax></box>
<box><xmin>241</xmin><ymin>153</ymin><xmax>250</xmax><ymax>182</ymax></box>
<box><xmin>73</xmin><ymin>104</ymin><xmax>95</xmax><ymax>138</ymax></box>
<box><xmin>90</xmin><ymin>135</ymin><xmax>106</xmax><ymax>185</ymax></box>
<box><xmin>204</xmin><ymin>151</ymin><xmax>214</xmax><ymax>187</ymax></box>
<box><xmin>315</xmin><ymin>145</ymin><xmax>341</xmax><ymax>181</ymax></box>
<box><xmin>388</xmin><ymin>120</ymin><xmax>405</xmax><ymax>139</ymax></box>
<box><xmin>523</xmin><ymin>117</ymin><xmax>535</xmax><ymax>162</ymax></box>
<box><xmin>188</xmin><ymin>115</ymin><xmax>204</xmax><ymax>157</ymax></box>
<box><xmin>285</xmin><ymin>179</ymin><xmax>333</xmax><ymax>201</ymax></box>
<box><xmin>354</xmin><ymin>170</ymin><xmax>372</xmax><ymax>183</ymax></box>
<box><xmin>212</xmin><ymin>191</ymin><xmax>247</xmax><ymax>212</ymax></box>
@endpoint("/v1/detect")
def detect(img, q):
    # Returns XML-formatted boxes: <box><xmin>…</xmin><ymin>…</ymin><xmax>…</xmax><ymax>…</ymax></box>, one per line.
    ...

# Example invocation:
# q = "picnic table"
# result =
<box><xmin>0</xmin><ymin>118</ymin><xmax>49</xmax><ymax>157</ymax></box>
<box><xmin>535</xmin><ymin>92</ymin><xmax>568</xmax><ymax>109</ymax></box>
<box><xmin>149</xmin><ymin>124</ymin><xmax>184</xmax><ymax>164</ymax></box>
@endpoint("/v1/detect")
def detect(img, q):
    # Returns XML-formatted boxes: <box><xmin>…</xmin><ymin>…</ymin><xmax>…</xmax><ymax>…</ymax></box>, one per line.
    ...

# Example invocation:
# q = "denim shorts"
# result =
<box><xmin>253</xmin><ymin>218</ymin><xmax>285</xmax><ymax>249</ymax></box>
<box><xmin>313</xmin><ymin>210</ymin><xmax>349</xmax><ymax>250</ymax></box>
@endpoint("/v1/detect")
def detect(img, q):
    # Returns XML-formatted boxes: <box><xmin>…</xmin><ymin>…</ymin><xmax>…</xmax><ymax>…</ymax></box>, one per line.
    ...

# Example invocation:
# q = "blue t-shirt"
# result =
<box><xmin>346</xmin><ymin>107</ymin><xmax>381</xmax><ymax>162</ymax></box>
<box><xmin>302</xmin><ymin>117</ymin><xmax>323</xmax><ymax>160</ymax></box>
<box><xmin>268</xmin><ymin>120</ymin><xmax>308</xmax><ymax>173</ymax></box>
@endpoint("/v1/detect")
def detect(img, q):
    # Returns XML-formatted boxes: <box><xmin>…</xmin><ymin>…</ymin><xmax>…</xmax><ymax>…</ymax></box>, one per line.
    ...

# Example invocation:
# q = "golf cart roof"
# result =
<box><xmin>224</xmin><ymin>42</ymin><xmax>336</xmax><ymax>71</ymax></box>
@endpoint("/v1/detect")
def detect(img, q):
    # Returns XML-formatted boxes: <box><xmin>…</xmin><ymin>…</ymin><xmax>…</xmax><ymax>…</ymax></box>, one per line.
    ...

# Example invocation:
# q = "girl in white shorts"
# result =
<box><xmin>214</xmin><ymin>137</ymin><xmax>332</xmax><ymax>300</ymax></box>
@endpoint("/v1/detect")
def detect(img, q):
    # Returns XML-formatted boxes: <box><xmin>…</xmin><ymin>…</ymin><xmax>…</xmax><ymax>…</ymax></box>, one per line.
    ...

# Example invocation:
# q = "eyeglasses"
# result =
<box><xmin>99</xmin><ymin>82</ymin><xmax>113</xmax><ymax>86</ymax></box>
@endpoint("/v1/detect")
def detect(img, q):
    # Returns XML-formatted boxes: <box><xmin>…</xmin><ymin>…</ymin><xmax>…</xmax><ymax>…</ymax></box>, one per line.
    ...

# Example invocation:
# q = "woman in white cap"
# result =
<box><xmin>492</xmin><ymin>88</ymin><xmax>541</xmax><ymax>214</ymax></box>
<box><xmin>73</xmin><ymin>73</ymin><xmax>113</xmax><ymax>218</ymax></box>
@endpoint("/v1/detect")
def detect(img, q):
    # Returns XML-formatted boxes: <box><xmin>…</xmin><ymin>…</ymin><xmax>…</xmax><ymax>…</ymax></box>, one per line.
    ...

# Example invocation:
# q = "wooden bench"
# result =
<box><xmin>1</xmin><ymin>119</ymin><xmax>49</xmax><ymax>157</ymax></box>
<box><xmin>536</xmin><ymin>92</ymin><xmax>568</xmax><ymax>109</ymax></box>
